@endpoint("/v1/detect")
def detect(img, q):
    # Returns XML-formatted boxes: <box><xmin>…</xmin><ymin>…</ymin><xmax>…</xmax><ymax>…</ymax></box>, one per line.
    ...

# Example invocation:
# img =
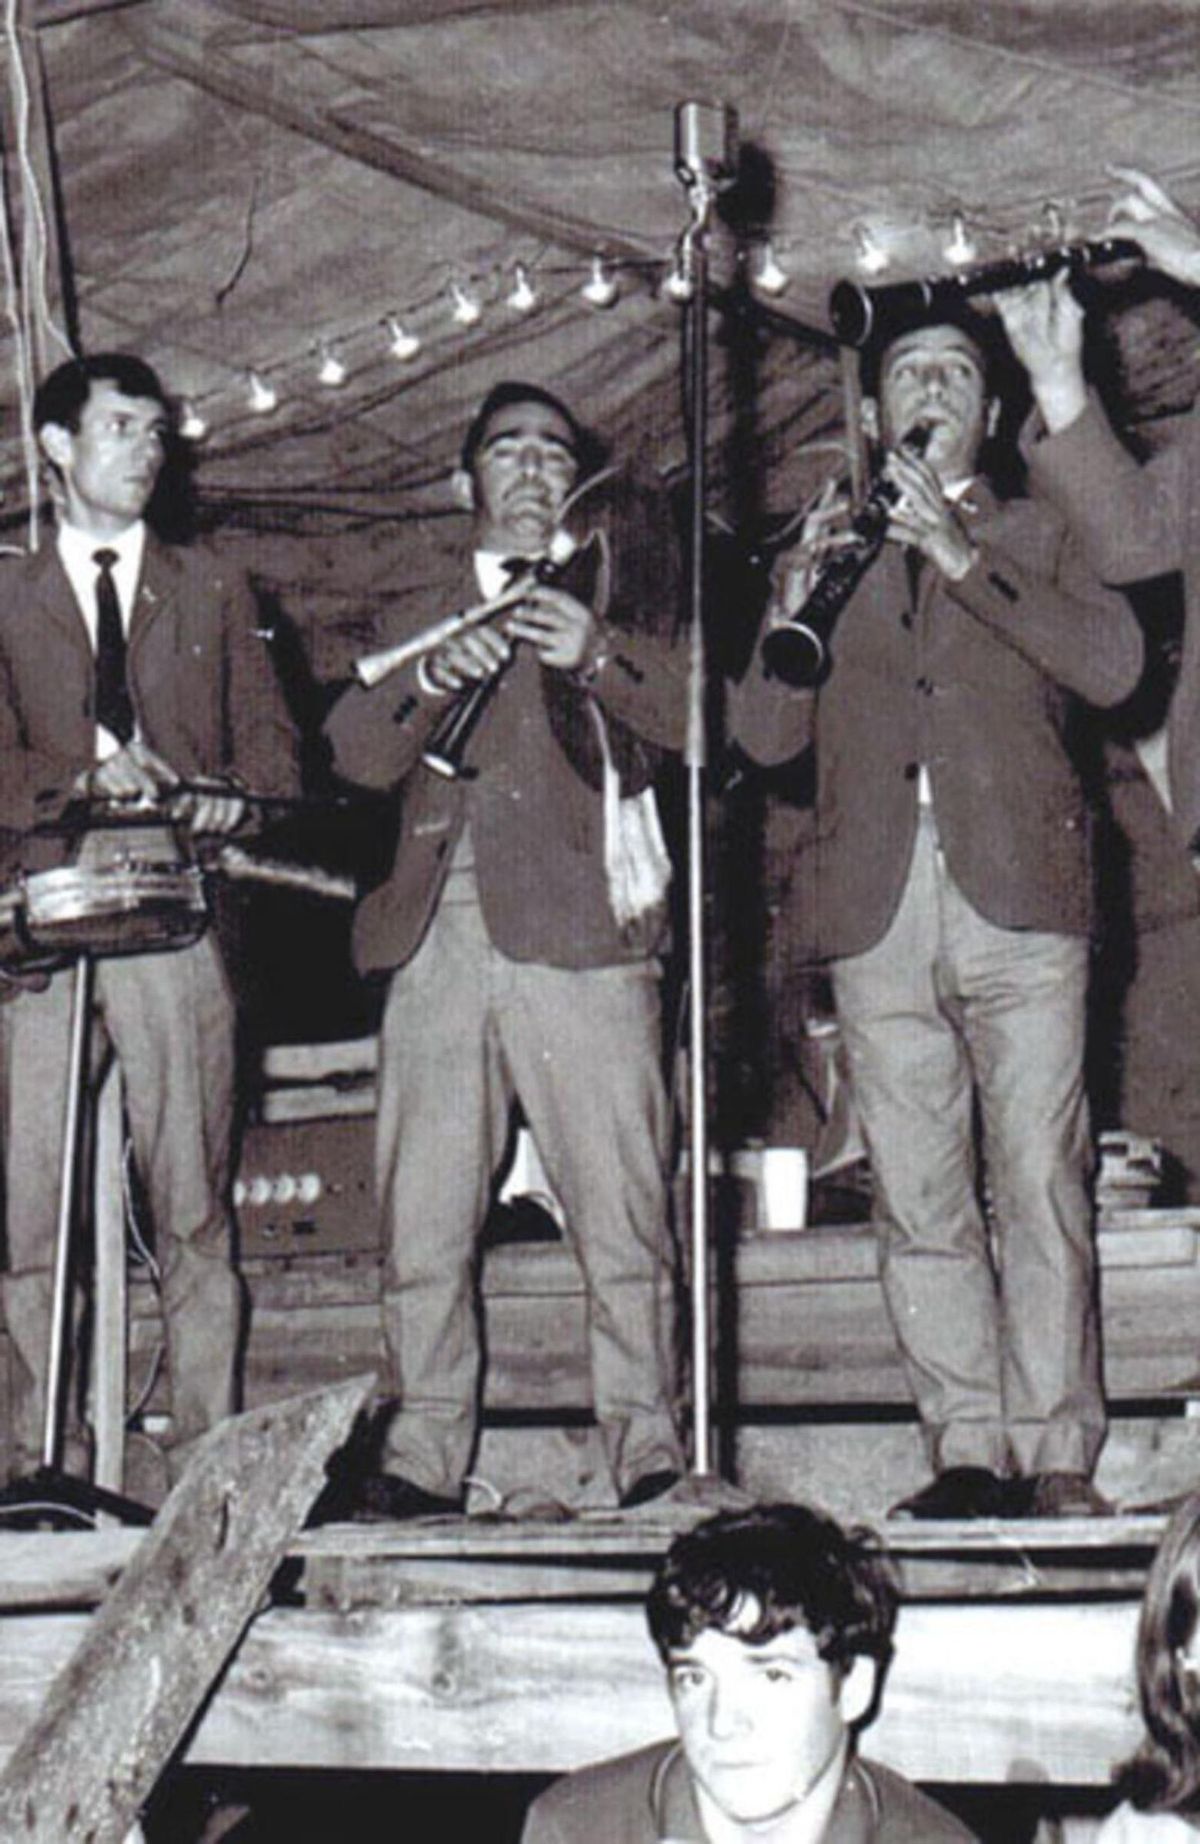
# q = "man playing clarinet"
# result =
<box><xmin>0</xmin><ymin>352</ymin><xmax>298</xmax><ymax>1488</ymax></box>
<box><xmin>324</xmin><ymin>382</ymin><xmax>686</xmax><ymax>1519</ymax></box>
<box><xmin>734</xmin><ymin>305</ymin><xmax>1142</xmax><ymax>1520</ymax></box>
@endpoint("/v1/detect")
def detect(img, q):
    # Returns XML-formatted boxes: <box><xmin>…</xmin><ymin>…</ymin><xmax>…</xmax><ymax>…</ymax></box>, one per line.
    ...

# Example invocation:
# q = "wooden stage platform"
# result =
<box><xmin>0</xmin><ymin>1503</ymin><xmax>1166</xmax><ymax>1788</ymax></box>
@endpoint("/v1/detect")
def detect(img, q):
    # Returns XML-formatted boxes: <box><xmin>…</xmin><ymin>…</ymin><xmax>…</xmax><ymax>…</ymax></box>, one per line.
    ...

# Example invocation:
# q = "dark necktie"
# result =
<box><xmin>93</xmin><ymin>547</ymin><xmax>134</xmax><ymax>744</ymax></box>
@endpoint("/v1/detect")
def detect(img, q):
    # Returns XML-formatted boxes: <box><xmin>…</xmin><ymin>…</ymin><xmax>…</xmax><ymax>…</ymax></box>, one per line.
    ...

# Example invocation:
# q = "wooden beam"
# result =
<box><xmin>0</xmin><ymin>1375</ymin><xmax>370</xmax><ymax>1844</ymax></box>
<box><xmin>0</xmin><ymin>1597</ymin><xmax>1145</xmax><ymax>1784</ymax></box>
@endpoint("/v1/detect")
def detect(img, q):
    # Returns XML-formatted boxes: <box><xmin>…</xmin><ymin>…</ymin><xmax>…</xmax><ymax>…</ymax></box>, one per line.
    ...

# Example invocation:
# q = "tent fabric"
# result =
<box><xmin>2</xmin><ymin>0</ymin><xmax>1199</xmax><ymax>664</ymax></box>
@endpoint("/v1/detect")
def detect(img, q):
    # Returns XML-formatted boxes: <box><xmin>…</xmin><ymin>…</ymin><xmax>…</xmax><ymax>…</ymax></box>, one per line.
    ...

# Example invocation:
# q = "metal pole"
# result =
<box><xmin>684</xmin><ymin>221</ymin><xmax>713</xmax><ymax>1477</ymax></box>
<box><xmin>41</xmin><ymin>953</ymin><xmax>93</xmax><ymax>1470</ymax></box>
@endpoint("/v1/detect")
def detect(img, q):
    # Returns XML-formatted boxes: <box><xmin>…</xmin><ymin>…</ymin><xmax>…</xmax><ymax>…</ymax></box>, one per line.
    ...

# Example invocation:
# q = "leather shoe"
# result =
<box><xmin>1017</xmin><ymin>1471</ymin><xmax>1111</xmax><ymax>1519</ymax></box>
<box><xmin>354</xmin><ymin>1472</ymin><xmax>464</xmax><ymax>1522</ymax></box>
<box><xmin>618</xmin><ymin>1469</ymin><xmax>682</xmax><ymax>1510</ymax></box>
<box><xmin>889</xmin><ymin>1465</ymin><xmax>1011</xmax><ymax>1520</ymax></box>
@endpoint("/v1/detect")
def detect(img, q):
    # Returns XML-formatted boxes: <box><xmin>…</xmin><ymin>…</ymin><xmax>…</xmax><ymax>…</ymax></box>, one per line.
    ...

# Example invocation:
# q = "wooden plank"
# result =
<box><xmin>0</xmin><ymin>1598</ymin><xmax>1139</xmax><ymax>1784</ymax></box>
<box><xmin>0</xmin><ymin>1529</ymin><xmax>140</xmax><ymax>1610</ymax></box>
<box><xmin>207</xmin><ymin>1599</ymin><xmax>1141</xmax><ymax>1785</ymax></box>
<box><xmin>0</xmin><ymin>1376</ymin><xmax>371</xmax><ymax>1844</ymax></box>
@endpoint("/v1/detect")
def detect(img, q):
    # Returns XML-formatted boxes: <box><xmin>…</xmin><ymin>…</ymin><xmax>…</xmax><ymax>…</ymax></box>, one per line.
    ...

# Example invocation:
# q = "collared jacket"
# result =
<box><xmin>1029</xmin><ymin>398</ymin><xmax>1200</xmax><ymax>852</ymax></box>
<box><xmin>732</xmin><ymin>482</ymin><xmax>1142</xmax><ymax>960</ymax></box>
<box><xmin>521</xmin><ymin>1739</ymin><xmax>977</xmax><ymax>1844</ymax></box>
<box><xmin>0</xmin><ymin>533</ymin><xmax>299</xmax><ymax>875</ymax></box>
<box><xmin>325</xmin><ymin>483</ymin><xmax>685</xmax><ymax>976</ymax></box>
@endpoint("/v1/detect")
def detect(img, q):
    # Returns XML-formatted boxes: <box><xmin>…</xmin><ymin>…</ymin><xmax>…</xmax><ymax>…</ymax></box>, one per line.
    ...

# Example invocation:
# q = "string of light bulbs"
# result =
<box><xmin>166</xmin><ymin>198</ymin><xmax>1089</xmax><ymax>444</ymax></box>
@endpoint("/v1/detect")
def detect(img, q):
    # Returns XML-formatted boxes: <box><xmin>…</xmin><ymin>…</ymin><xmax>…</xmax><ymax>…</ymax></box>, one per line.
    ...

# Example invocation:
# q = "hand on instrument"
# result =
<box><xmin>169</xmin><ymin>775</ymin><xmax>246</xmax><ymax>837</ymax></box>
<box><xmin>1106</xmin><ymin>165</ymin><xmax>1200</xmax><ymax>288</ymax></box>
<box><xmin>78</xmin><ymin>737</ymin><xmax>179</xmax><ymax>809</ymax></box>
<box><xmin>505</xmin><ymin>582</ymin><xmax>595</xmax><ymax>671</ymax></box>
<box><xmin>769</xmin><ymin>477</ymin><xmax>854</xmax><ymax>622</ymax></box>
<box><xmin>992</xmin><ymin>273</ymin><xmax>1088</xmax><ymax>433</ymax></box>
<box><xmin>423</xmin><ymin>622</ymin><xmax>513</xmax><ymax>694</ymax></box>
<box><xmin>882</xmin><ymin>445</ymin><xmax>977</xmax><ymax>581</ymax></box>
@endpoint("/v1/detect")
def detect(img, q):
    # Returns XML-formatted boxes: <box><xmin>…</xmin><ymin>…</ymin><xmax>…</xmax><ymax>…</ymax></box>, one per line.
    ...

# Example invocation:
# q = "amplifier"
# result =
<box><xmin>234</xmin><ymin>1113</ymin><xmax>379</xmax><ymax>1260</ymax></box>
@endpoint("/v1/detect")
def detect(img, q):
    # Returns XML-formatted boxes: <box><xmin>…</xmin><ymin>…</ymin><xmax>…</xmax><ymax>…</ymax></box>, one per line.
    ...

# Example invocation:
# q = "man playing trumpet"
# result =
<box><xmin>324</xmin><ymin>381</ymin><xmax>687</xmax><ymax>1519</ymax></box>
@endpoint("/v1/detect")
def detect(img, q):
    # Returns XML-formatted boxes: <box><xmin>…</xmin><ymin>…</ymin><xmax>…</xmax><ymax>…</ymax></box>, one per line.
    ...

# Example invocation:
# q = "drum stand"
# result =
<box><xmin>0</xmin><ymin>952</ymin><xmax>153</xmax><ymax>1528</ymax></box>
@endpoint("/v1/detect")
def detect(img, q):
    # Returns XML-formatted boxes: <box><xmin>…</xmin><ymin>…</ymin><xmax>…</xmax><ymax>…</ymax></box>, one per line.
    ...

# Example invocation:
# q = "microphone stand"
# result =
<box><xmin>674</xmin><ymin>119</ymin><xmax>723</xmax><ymax>1481</ymax></box>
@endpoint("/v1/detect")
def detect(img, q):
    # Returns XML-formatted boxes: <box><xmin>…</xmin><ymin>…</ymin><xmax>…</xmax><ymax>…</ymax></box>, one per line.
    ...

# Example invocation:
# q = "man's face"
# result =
<box><xmin>874</xmin><ymin>324</ymin><xmax>992</xmax><ymax>482</ymax></box>
<box><xmin>667</xmin><ymin>1621</ymin><xmax>861</xmax><ymax>1827</ymax></box>
<box><xmin>463</xmin><ymin>398</ymin><xmax>579</xmax><ymax>555</ymax></box>
<box><xmin>43</xmin><ymin>381</ymin><xmax>168</xmax><ymax>535</ymax></box>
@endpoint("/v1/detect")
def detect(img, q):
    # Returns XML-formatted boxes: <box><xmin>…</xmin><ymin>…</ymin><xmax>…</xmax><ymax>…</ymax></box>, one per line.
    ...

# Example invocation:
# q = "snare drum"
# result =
<box><xmin>16</xmin><ymin>860</ymin><xmax>209</xmax><ymax>962</ymax></box>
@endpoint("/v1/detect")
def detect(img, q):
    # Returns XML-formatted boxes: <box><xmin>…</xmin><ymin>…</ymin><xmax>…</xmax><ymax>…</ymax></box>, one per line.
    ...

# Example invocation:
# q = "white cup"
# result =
<box><xmin>759</xmin><ymin>1146</ymin><xmax>809</xmax><ymax>1232</ymax></box>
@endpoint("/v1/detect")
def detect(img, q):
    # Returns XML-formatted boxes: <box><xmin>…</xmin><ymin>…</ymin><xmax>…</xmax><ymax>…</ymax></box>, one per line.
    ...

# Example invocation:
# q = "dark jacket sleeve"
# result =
<box><xmin>218</xmin><ymin>559</ymin><xmax>301</xmax><ymax>801</ymax></box>
<box><xmin>943</xmin><ymin>512</ymin><xmax>1143</xmax><ymax>709</ymax></box>
<box><xmin>1027</xmin><ymin>397</ymin><xmax>1191</xmax><ymax>583</ymax></box>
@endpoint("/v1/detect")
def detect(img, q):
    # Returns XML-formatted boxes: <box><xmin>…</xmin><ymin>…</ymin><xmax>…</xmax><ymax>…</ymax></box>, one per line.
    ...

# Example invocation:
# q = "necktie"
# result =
<box><xmin>93</xmin><ymin>547</ymin><xmax>134</xmax><ymax>744</ymax></box>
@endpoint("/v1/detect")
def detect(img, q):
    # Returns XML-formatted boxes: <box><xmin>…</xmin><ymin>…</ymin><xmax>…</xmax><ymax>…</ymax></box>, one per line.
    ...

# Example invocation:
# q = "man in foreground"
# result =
<box><xmin>522</xmin><ymin>1501</ymin><xmax>976</xmax><ymax>1842</ymax></box>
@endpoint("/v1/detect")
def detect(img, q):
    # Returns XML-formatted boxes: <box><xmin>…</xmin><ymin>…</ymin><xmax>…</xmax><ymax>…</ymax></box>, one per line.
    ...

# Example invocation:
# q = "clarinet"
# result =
<box><xmin>761</xmin><ymin>424</ymin><xmax>932</xmax><ymax>688</ymax></box>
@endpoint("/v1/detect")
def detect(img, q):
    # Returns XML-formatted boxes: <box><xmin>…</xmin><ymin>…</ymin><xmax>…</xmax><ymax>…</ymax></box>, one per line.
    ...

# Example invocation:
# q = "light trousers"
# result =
<box><xmin>832</xmin><ymin>810</ymin><xmax>1105</xmax><ymax>1476</ymax></box>
<box><xmin>0</xmin><ymin>933</ymin><xmax>240</xmax><ymax>1470</ymax></box>
<box><xmin>374</xmin><ymin>888</ymin><xmax>683</xmax><ymax>1499</ymax></box>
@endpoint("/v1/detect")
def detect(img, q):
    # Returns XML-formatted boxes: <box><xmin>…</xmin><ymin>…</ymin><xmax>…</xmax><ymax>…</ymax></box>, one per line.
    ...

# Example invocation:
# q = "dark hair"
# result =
<box><xmin>858</xmin><ymin>299</ymin><xmax>1004</xmax><ymax>401</ymax></box>
<box><xmin>459</xmin><ymin>381</ymin><xmax>594</xmax><ymax>477</ymax></box>
<box><xmin>857</xmin><ymin>303</ymin><xmax>1028</xmax><ymax>496</ymax></box>
<box><xmin>34</xmin><ymin>353</ymin><xmax>172</xmax><ymax>436</ymax></box>
<box><xmin>1114</xmin><ymin>1494</ymin><xmax>1200</xmax><ymax>1815</ymax></box>
<box><xmin>645</xmin><ymin>1503</ymin><xmax>898</xmax><ymax>1674</ymax></box>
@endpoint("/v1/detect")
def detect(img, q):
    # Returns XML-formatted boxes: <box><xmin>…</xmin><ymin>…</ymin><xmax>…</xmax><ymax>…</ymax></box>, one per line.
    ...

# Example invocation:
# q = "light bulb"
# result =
<box><xmin>317</xmin><ymin>343</ymin><xmax>347</xmax><ymax>387</ymax></box>
<box><xmin>662</xmin><ymin>260</ymin><xmax>693</xmax><ymax>303</ymax></box>
<box><xmin>581</xmin><ymin>255</ymin><xmax>618</xmax><ymax>308</ymax></box>
<box><xmin>178</xmin><ymin>400</ymin><xmax>208</xmax><ymax>441</ymax></box>
<box><xmin>449</xmin><ymin>282</ymin><xmax>482</xmax><ymax>327</ymax></box>
<box><xmin>754</xmin><ymin>240</ymin><xmax>788</xmax><ymax>295</ymax></box>
<box><xmin>506</xmin><ymin>263</ymin><xmax>537</xmax><ymax>312</ymax></box>
<box><xmin>1043</xmin><ymin>202</ymin><xmax>1067</xmax><ymax>243</ymax></box>
<box><xmin>247</xmin><ymin>370</ymin><xmax>278</xmax><ymax>414</ymax></box>
<box><xmin>944</xmin><ymin>213</ymin><xmax>977</xmax><ymax>266</ymax></box>
<box><xmin>386</xmin><ymin>316</ymin><xmax>421</xmax><ymax>360</ymax></box>
<box><xmin>853</xmin><ymin>225</ymin><xmax>889</xmax><ymax>276</ymax></box>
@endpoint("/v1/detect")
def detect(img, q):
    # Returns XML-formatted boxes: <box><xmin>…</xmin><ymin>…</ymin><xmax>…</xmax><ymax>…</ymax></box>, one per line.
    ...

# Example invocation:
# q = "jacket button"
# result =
<box><xmin>903</xmin><ymin>762</ymin><xmax>919</xmax><ymax>781</ymax></box>
<box><xmin>900</xmin><ymin>611</ymin><xmax>913</xmax><ymax>630</ymax></box>
<box><xmin>915</xmin><ymin>676</ymin><xmax>933</xmax><ymax>695</ymax></box>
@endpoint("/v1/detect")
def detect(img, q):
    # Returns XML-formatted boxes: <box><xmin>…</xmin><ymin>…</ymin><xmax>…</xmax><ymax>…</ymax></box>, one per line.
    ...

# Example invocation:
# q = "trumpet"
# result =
<box><xmin>829</xmin><ymin>236</ymin><xmax>1143</xmax><ymax>348</ymax></box>
<box><xmin>353</xmin><ymin>465</ymin><xmax>617</xmax><ymax>692</ymax></box>
<box><xmin>353</xmin><ymin>578</ymin><xmax>535</xmax><ymax>690</ymax></box>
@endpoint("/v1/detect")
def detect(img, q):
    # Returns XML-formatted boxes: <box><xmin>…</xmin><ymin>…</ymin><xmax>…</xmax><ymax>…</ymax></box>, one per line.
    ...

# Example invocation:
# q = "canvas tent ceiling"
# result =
<box><xmin>5</xmin><ymin>0</ymin><xmax>1200</xmax><ymax>667</ymax></box>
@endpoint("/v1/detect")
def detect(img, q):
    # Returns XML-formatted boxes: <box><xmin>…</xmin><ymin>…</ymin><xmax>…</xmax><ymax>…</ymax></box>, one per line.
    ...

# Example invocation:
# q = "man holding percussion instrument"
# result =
<box><xmin>0</xmin><ymin>352</ymin><xmax>297</xmax><ymax>1488</ymax></box>
<box><xmin>733</xmin><ymin>305</ymin><xmax>1142</xmax><ymax>1521</ymax></box>
<box><xmin>324</xmin><ymin>381</ymin><xmax>686</xmax><ymax>1519</ymax></box>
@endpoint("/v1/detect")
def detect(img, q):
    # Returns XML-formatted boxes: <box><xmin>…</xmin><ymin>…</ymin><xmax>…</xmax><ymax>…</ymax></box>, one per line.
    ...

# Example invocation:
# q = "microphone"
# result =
<box><xmin>761</xmin><ymin>424</ymin><xmax>933</xmax><ymax>688</ymax></box>
<box><xmin>673</xmin><ymin>101</ymin><xmax>739</xmax><ymax>191</ymax></box>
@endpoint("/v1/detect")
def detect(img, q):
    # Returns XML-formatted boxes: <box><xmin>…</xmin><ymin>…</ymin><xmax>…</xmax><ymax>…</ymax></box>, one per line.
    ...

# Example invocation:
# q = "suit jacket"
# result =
<box><xmin>0</xmin><ymin>532</ymin><xmax>299</xmax><ymax>875</ymax></box>
<box><xmin>521</xmin><ymin>1739</ymin><xmax>977</xmax><ymax>1844</ymax></box>
<box><xmin>1029</xmin><ymin>399</ymin><xmax>1200</xmax><ymax>851</ymax></box>
<box><xmin>732</xmin><ymin>483</ymin><xmax>1142</xmax><ymax>960</ymax></box>
<box><xmin>325</xmin><ymin>484</ymin><xmax>685</xmax><ymax>976</ymax></box>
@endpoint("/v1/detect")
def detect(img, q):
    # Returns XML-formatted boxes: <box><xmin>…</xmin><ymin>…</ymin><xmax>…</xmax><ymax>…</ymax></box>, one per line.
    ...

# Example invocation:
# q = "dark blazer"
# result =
<box><xmin>0</xmin><ymin>533</ymin><xmax>299</xmax><ymax>873</ymax></box>
<box><xmin>732</xmin><ymin>483</ymin><xmax>1143</xmax><ymax>960</ymax></box>
<box><xmin>521</xmin><ymin>1739</ymin><xmax>977</xmax><ymax>1844</ymax></box>
<box><xmin>325</xmin><ymin>489</ymin><xmax>685</xmax><ymax>976</ymax></box>
<box><xmin>1029</xmin><ymin>399</ymin><xmax>1200</xmax><ymax>851</ymax></box>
